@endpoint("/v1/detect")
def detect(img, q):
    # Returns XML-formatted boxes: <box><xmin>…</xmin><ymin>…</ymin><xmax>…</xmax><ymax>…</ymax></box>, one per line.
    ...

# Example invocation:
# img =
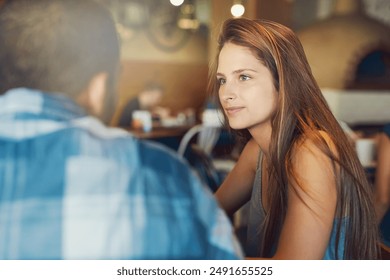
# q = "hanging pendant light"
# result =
<box><xmin>231</xmin><ymin>0</ymin><xmax>245</xmax><ymax>17</ymax></box>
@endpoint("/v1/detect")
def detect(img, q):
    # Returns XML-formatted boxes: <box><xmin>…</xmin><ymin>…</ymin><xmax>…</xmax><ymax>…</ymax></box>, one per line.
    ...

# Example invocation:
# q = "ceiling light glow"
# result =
<box><xmin>231</xmin><ymin>3</ymin><xmax>245</xmax><ymax>17</ymax></box>
<box><xmin>170</xmin><ymin>0</ymin><xmax>185</xmax><ymax>7</ymax></box>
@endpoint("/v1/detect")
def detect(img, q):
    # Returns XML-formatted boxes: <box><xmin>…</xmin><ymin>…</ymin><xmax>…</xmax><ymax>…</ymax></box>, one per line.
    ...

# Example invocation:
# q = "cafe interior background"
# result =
<box><xmin>102</xmin><ymin>0</ymin><xmax>390</xmax><ymax>130</ymax></box>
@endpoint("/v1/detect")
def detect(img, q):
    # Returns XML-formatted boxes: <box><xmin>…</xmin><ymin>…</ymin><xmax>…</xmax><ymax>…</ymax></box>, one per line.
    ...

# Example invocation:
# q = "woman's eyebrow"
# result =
<box><xmin>233</xmin><ymin>68</ymin><xmax>258</xmax><ymax>74</ymax></box>
<box><xmin>217</xmin><ymin>68</ymin><xmax>258</xmax><ymax>77</ymax></box>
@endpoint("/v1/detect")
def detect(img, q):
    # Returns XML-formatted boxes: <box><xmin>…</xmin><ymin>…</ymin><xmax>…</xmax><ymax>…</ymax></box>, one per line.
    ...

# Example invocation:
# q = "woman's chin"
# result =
<box><xmin>228</xmin><ymin>121</ymin><xmax>247</xmax><ymax>130</ymax></box>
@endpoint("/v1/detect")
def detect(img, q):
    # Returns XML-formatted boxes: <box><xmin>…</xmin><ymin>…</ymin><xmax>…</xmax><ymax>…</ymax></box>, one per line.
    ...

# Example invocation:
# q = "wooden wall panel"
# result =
<box><xmin>112</xmin><ymin>60</ymin><xmax>209</xmax><ymax>125</ymax></box>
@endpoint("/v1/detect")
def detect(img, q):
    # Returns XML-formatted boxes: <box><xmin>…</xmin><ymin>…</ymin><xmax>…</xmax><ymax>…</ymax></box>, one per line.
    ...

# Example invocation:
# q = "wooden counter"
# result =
<box><xmin>127</xmin><ymin>125</ymin><xmax>194</xmax><ymax>140</ymax></box>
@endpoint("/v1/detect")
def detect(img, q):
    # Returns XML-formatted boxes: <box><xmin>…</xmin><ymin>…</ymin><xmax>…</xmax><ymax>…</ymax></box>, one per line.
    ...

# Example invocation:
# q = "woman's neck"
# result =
<box><xmin>248</xmin><ymin>122</ymin><xmax>273</xmax><ymax>157</ymax></box>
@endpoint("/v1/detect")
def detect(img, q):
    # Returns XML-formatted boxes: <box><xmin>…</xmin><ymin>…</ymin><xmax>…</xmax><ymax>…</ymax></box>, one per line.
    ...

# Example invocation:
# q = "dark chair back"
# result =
<box><xmin>184</xmin><ymin>144</ymin><xmax>221</xmax><ymax>193</ymax></box>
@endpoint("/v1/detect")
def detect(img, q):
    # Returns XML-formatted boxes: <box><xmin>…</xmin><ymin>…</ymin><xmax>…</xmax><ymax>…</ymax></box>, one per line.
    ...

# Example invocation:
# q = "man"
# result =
<box><xmin>0</xmin><ymin>0</ymin><xmax>242</xmax><ymax>259</ymax></box>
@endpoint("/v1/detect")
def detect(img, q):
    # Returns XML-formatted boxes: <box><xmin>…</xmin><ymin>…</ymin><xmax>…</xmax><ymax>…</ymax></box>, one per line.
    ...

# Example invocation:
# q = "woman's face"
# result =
<box><xmin>217</xmin><ymin>42</ymin><xmax>278</xmax><ymax>132</ymax></box>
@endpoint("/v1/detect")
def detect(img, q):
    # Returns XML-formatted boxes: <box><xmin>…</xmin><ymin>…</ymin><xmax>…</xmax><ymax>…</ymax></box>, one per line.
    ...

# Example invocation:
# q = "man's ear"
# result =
<box><xmin>79</xmin><ymin>72</ymin><xmax>108</xmax><ymax>116</ymax></box>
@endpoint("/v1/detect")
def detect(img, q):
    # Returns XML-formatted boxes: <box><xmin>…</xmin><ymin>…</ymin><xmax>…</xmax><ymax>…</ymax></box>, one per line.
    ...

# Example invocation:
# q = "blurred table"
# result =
<box><xmin>127</xmin><ymin>124</ymin><xmax>195</xmax><ymax>150</ymax></box>
<box><xmin>128</xmin><ymin>125</ymin><xmax>194</xmax><ymax>139</ymax></box>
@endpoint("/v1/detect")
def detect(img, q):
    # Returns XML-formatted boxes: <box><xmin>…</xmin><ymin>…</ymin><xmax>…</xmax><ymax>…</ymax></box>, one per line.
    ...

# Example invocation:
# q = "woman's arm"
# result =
<box><xmin>215</xmin><ymin>138</ymin><xmax>259</xmax><ymax>216</ymax></box>
<box><xmin>375</xmin><ymin>132</ymin><xmax>390</xmax><ymax>223</ymax></box>
<box><xmin>273</xmin><ymin>134</ymin><xmax>338</xmax><ymax>259</ymax></box>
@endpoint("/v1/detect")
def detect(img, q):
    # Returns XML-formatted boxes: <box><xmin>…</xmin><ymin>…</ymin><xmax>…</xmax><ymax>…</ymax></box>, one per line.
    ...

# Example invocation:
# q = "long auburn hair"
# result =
<box><xmin>209</xmin><ymin>18</ymin><xmax>379</xmax><ymax>259</ymax></box>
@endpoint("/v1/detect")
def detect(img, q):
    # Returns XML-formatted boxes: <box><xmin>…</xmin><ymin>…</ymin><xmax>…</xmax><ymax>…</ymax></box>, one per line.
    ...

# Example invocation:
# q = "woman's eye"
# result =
<box><xmin>217</xmin><ymin>78</ymin><xmax>226</xmax><ymax>85</ymax></box>
<box><xmin>239</xmin><ymin>75</ymin><xmax>251</xmax><ymax>81</ymax></box>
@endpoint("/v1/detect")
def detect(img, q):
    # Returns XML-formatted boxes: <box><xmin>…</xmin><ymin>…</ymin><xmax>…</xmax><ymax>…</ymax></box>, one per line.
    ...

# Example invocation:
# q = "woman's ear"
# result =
<box><xmin>78</xmin><ymin>72</ymin><xmax>108</xmax><ymax>116</ymax></box>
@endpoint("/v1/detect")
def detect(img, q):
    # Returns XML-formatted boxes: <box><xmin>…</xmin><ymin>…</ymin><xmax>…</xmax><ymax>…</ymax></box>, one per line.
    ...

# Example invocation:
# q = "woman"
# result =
<box><xmin>210</xmin><ymin>18</ymin><xmax>379</xmax><ymax>259</ymax></box>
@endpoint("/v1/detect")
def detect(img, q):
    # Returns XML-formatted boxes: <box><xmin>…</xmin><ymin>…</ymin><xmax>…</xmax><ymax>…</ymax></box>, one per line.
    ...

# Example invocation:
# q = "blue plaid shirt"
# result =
<box><xmin>0</xmin><ymin>88</ymin><xmax>243</xmax><ymax>260</ymax></box>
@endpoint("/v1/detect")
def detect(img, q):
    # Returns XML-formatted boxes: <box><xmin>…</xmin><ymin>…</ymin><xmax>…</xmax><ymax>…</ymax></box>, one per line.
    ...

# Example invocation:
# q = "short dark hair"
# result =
<box><xmin>0</xmin><ymin>0</ymin><xmax>120</xmax><ymax>97</ymax></box>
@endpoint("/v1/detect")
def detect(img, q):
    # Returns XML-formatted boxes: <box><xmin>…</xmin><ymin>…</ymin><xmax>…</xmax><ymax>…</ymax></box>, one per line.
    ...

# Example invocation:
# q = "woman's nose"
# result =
<box><xmin>220</xmin><ymin>81</ymin><xmax>237</xmax><ymax>102</ymax></box>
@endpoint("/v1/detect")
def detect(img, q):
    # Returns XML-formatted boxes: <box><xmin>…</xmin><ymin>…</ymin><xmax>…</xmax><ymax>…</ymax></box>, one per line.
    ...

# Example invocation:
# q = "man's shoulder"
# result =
<box><xmin>74</xmin><ymin>116</ymin><xmax>187</xmax><ymax>162</ymax></box>
<box><xmin>72</xmin><ymin>116</ymin><xmax>196</xmax><ymax>183</ymax></box>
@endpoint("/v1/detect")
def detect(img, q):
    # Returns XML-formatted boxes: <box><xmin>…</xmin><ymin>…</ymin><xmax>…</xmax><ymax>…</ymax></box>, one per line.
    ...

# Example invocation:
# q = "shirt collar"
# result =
<box><xmin>0</xmin><ymin>88</ymin><xmax>86</xmax><ymax>121</ymax></box>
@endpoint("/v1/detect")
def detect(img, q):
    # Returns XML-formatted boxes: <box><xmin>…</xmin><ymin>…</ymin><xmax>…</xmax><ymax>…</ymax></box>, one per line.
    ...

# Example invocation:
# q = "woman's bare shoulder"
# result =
<box><xmin>293</xmin><ymin>130</ymin><xmax>337</xmax><ymax>158</ymax></box>
<box><xmin>290</xmin><ymin>131</ymin><xmax>338</xmax><ymax>194</ymax></box>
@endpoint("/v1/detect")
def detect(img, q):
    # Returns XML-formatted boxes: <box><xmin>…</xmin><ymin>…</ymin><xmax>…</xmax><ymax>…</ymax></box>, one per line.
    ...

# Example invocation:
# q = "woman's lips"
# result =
<box><xmin>225</xmin><ymin>106</ymin><xmax>244</xmax><ymax>116</ymax></box>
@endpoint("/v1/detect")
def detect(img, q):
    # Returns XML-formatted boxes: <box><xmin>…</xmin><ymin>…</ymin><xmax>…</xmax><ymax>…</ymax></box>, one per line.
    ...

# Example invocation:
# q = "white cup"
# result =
<box><xmin>355</xmin><ymin>138</ymin><xmax>376</xmax><ymax>167</ymax></box>
<box><xmin>132</xmin><ymin>110</ymin><xmax>152</xmax><ymax>132</ymax></box>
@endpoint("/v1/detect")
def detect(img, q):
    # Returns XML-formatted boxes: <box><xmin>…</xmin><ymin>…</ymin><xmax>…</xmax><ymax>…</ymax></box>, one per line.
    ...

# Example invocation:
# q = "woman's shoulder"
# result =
<box><xmin>289</xmin><ymin>131</ymin><xmax>338</xmax><ymax>203</ymax></box>
<box><xmin>294</xmin><ymin>130</ymin><xmax>336</xmax><ymax>156</ymax></box>
<box><xmin>290</xmin><ymin>130</ymin><xmax>337</xmax><ymax>178</ymax></box>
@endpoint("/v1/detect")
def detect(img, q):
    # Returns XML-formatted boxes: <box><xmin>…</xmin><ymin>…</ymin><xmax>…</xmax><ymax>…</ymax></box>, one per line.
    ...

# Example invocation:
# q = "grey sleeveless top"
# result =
<box><xmin>245</xmin><ymin>150</ymin><xmax>347</xmax><ymax>259</ymax></box>
<box><xmin>246</xmin><ymin>151</ymin><xmax>266</xmax><ymax>257</ymax></box>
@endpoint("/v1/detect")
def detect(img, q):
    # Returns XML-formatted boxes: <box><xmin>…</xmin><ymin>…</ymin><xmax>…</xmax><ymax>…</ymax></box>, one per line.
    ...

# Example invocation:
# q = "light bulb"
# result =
<box><xmin>170</xmin><ymin>0</ymin><xmax>185</xmax><ymax>6</ymax></box>
<box><xmin>231</xmin><ymin>3</ymin><xmax>245</xmax><ymax>17</ymax></box>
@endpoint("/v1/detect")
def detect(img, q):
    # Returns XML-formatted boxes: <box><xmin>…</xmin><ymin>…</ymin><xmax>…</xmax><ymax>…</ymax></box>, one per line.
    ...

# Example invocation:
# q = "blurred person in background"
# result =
<box><xmin>118</xmin><ymin>82</ymin><xmax>170</xmax><ymax>128</ymax></box>
<box><xmin>210</xmin><ymin>18</ymin><xmax>379</xmax><ymax>259</ymax></box>
<box><xmin>0</xmin><ymin>0</ymin><xmax>242</xmax><ymax>260</ymax></box>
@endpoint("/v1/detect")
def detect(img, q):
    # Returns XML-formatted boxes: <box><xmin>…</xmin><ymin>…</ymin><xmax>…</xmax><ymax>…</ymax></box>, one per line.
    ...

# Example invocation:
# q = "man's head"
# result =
<box><xmin>0</xmin><ymin>0</ymin><xmax>120</xmax><ymax>118</ymax></box>
<box><xmin>138</xmin><ymin>83</ymin><xmax>164</xmax><ymax>110</ymax></box>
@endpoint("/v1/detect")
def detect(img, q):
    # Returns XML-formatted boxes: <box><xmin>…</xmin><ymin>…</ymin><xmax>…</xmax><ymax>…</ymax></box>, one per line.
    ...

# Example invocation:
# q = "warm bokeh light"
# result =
<box><xmin>170</xmin><ymin>0</ymin><xmax>185</xmax><ymax>7</ymax></box>
<box><xmin>231</xmin><ymin>3</ymin><xmax>245</xmax><ymax>17</ymax></box>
